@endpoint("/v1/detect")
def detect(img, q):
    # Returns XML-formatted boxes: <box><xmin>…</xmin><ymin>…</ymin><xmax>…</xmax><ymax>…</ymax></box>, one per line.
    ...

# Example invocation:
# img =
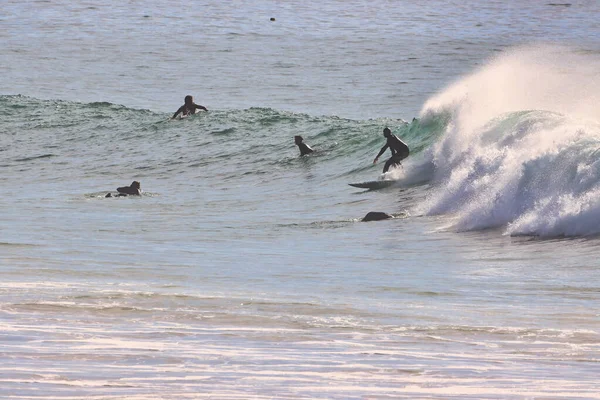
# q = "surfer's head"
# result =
<box><xmin>184</xmin><ymin>95</ymin><xmax>193</xmax><ymax>105</ymax></box>
<box><xmin>383</xmin><ymin>127</ymin><xmax>391</xmax><ymax>137</ymax></box>
<box><xmin>131</xmin><ymin>181</ymin><xmax>141</xmax><ymax>190</ymax></box>
<box><xmin>294</xmin><ymin>135</ymin><xmax>303</xmax><ymax>145</ymax></box>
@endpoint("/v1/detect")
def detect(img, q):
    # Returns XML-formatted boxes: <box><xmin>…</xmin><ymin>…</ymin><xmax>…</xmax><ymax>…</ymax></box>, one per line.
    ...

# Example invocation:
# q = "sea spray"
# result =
<box><xmin>417</xmin><ymin>45</ymin><xmax>600</xmax><ymax>237</ymax></box>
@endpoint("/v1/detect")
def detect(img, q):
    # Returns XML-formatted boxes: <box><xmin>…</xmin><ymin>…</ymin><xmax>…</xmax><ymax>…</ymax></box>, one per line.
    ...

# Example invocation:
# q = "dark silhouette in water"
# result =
<box><xmin>294</xmin><ymin>135</ymin><xmax>314</xmax><ymax>156</ymax></box>
<box><xmin>362</xmin><ymin>211</ymin><xmax>393</xmax><ymax>222</ymax></box>
<box><xmin>171</xmin><ymin>95</ymin><xmax>208</xmax><ymax>119</ymax></box>
<box><xmin>373</xmin><ymin>127</ymin><xmax>410</xmax><ymax>173</ymax></box>
<box><xmin>116</xmin><ymin>181</ymin><xmax>141</xmax><ymax>196</ymax></box>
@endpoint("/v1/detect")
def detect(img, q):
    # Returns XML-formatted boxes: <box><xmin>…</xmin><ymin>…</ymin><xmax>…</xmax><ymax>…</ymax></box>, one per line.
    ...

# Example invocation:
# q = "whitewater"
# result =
<box><xmin>2</xmin><ymin>1</ymin><xmax>600</xmax><ymax>399</ymax></box>
<box><xmin>413</xmin><ymin>46</ymin><xmax>600</xmax><ymax>237</ymax></box>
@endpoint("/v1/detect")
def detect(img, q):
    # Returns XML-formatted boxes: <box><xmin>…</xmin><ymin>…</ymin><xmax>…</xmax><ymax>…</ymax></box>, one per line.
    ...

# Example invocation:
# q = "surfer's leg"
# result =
<box><xmin>393</xmin><ymin>154</ymin><xmax>404</xmax><ymax>169</ymax></box>
<box><xmin>383</xmin><ymin>157</ymin><xmax>394</xmax><ymax>173</ymax></box>
<box><xmin>385</xmin><ymin>155</ymin><xmax>405</xmax><ymax>173</ymax></box>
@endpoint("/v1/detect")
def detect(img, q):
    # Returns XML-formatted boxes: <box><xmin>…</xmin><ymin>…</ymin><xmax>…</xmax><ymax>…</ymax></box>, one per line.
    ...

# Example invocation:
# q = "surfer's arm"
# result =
<box><xmin>171</xmin><ymin>106</ymin><xmax>185</xmax><ymax>119</ymax></box>
<box><xmin>374</xmin><ymin>145</ymin><xmax>388</xmax><ymax>163</ymax></box>
<box><xmin>194</xmin><ymin>104</ymin><xmax>208</xmax><ymax>111</ymax></box>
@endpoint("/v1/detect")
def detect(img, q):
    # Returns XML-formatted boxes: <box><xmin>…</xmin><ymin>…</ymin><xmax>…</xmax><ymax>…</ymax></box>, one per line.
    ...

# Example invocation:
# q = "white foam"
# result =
<box><xmin>417</xmin><ymin>45</ymin><xmax>600</xmax><ymax>236</ymax></box>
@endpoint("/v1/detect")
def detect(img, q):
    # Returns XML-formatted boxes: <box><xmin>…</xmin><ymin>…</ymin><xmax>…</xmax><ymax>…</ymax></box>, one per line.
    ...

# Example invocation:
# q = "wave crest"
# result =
<box><xmin>417</xmin><ymin>45</ymin><xmax>600</xmax><ymax>237</ymax></box>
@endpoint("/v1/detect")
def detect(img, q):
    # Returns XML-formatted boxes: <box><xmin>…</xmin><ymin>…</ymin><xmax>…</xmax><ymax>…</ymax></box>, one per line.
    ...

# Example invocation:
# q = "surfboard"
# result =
<box><xmin>348</xmin><ymin>180</ymin><xmax>398</xmax><ymax>190</ymax></box>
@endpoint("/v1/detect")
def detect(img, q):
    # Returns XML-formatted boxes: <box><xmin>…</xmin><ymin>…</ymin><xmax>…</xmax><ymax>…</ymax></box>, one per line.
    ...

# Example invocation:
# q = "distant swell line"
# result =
<box><xmin>14</xmin><ymin>154</ymin><xmax>56</xmax><ymax>162</ymax></box>
<box><xmin>0</xmin><ymin>242</ymin><xmax>37</xmax><ymax>247</ymax></box>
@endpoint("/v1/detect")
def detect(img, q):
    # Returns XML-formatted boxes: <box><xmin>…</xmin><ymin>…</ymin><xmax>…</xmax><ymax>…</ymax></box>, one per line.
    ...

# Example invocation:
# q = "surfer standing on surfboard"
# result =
<box><xmin>171</xmin><ymin>95</ymin><xmax>208</xmax><ymax>119</ymax></box>
<box><xmin>373</xmin><ymin>127</ymin><xmax>410</xmax><ymax>173</ymax></box>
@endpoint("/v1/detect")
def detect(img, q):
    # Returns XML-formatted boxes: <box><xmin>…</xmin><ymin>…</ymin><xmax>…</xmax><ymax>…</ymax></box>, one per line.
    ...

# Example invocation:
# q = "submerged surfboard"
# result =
<box><xmin>348</xmin><ymin>180</ymin><xmax>398</xmax><ymax>190</ymax></box>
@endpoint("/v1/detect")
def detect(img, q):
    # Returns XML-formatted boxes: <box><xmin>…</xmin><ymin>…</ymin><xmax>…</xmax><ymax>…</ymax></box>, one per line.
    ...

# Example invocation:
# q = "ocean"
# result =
<box><xmin>2</xmin><ymin>1</ymin><xmax>600</xmax><ymax>398</ymax></box>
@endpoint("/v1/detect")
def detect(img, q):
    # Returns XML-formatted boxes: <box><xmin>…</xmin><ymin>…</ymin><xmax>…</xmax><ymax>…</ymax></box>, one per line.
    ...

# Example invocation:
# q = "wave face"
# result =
<box><xmin>0</xmin><ymin>94</ymin><xmax>443</xmax><ymax>184</ymax></box>
<box><xmin>416</xmin><ymin>45</ymin><xmax>600</xmax><ymax>237</ymax></box>
<box><xmin>5</xmin><ymin>45</ymin><xmax>600</xmax><ymax>239</ymax></box>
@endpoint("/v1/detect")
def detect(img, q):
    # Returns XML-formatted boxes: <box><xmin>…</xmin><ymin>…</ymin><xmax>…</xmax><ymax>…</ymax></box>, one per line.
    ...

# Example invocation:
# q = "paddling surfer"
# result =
<box><xmin>373</xmin><ymin>127</ymin><xmax>409</xmax><ymax>173</ymax></box>
<box><xmin>171</xmin><ymin>95</ymin><xmax>208</xmax><ymax>119</ymax></box>
<box><xmin>294</xmin><ymin>135</ymin><xmax>314</xmax><ymax>156</ymax></box>
<box><xmin>117</xmin><ymin>181</ymin><xmax>142</xmax><ymax>195</ymax></box>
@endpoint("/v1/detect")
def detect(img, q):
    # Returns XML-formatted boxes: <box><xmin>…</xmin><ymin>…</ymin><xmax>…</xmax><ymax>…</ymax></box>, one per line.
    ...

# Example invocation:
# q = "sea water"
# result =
<box><xmin>2</xmin><ymin>1</ymin><xmax>600</xmax><ymax>399</ymax></box>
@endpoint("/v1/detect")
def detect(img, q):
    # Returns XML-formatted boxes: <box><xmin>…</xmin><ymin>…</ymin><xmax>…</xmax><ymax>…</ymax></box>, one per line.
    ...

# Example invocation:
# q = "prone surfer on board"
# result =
<box><xmin>171</xmin><ymin>95</ymin><xmax>208</xmax><ymax>119</ymax></box>
<box><xmin>373</xmin><ymin>127</ymin><xmax>409</xmax><ymax>173</ymax></box>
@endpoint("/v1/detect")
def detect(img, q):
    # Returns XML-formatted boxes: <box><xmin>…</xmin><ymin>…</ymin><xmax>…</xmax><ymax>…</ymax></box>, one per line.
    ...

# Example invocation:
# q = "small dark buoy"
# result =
<box><xmin>362</xmin><ymin>211</ymin><xmax>393</xmax><ymax>222</ymax></box>
<box><xmin>270</xmin><ymin>17</ymin><xmax>276</xmax><ymax>21</ymax></box>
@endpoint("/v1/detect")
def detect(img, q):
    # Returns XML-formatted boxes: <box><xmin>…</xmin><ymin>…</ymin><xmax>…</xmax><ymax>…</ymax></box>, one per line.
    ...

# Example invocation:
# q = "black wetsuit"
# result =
<box><xmin>297</xmin><ymin>142</ymin><xmax>314</xmax><ymax>156</ymax></box>
<box><xmin>117</xmin><ymin>182</ymin><xmax>141</xmax><ymax>195</ymax></box>
<box><xmin>376</xmin><ymin>134</ymin><xmax>410</xmax><ymax>173</ymax></box>
<box><xmin>172</xmin><ymin>103</ymin><xmax>207</xmax><ymax>119</ymax></box>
